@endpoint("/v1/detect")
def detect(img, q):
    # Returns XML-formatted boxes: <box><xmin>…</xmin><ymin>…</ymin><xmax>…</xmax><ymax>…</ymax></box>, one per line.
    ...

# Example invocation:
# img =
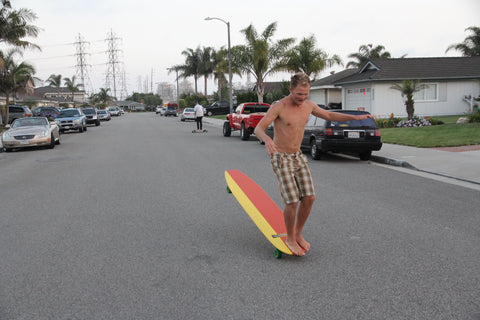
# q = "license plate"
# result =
<box><xmin>65</xmin><ymin>126</ymin><xmax>70</xmax><ymax>129</ymax></box>
<box><xmin>347</xmin><ymin>131</ymin><xmax>360</xmax><ymax>138</ymax></box>
<box><xmin>20</xmin><ymin>141</ymin><xmax>29</xmax><ymax>145</ymax></box>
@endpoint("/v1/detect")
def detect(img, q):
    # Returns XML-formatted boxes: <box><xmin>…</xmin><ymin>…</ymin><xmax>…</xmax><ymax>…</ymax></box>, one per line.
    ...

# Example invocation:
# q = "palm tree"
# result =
<box><xmin>347</xmin><ymin>44</ymin><xmax>391</xmax><ymax>68</ymax></box>
<box><xmin>232</xmin><ymin>22</ymin><xmax>295</xmax><ymax>103</ymax></box>
<box><xmin>282</xmin><ymin>35</ymin><xmax>343</xmax><ymax>79</ymax></box>
<box><xmin>96</xmin><ymin>88</ymin><xmax>112</xmax><ymax>107</ymax></box>
<box><xmin>46</xmin><ymin>74</ymin><xmax>62</xmax><ymax>99</ymax></box>
<box><xmin>63</xmin><ymin>76</ymin><xmax>83</xmax><ymax>105</ymax></box>
<box><xmin>180</xmin><ymin>47</ymin><xmax>201</xmax><ymax>93</ymax></box>
<box><xmin>446</xmin><ymin>26</ymin><xmax>480</xmax><ymax>57</ymax></box>
<box><xmin>390</xmin><ymin>80</ymin><xmax>427</xmax><ymax>120</ymax></box>
<box><xmin>0</xmin><ymin>48</ymin><xmax>35</xmax><ymax>124</ymax></box>
<box><xmin>0</xmin><ymin>0</ymin><xmax>40</xmax><ymax>50</ymax></box>
<box><xmin>212</xmin><ymin>47</ymin><xmax>228</xmax><ymax>100</ymax></box>
<box><xmin>198</xmin><ymin>46</ymin><xmax>216</xmax><ymax>97</ymax></box>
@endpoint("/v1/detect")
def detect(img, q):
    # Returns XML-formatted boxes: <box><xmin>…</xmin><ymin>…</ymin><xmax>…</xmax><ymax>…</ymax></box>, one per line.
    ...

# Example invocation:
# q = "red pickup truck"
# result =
<box><xmin>223</xmin><ymin>102</ymin><xmax>271</xmax><ymax>140</ymax></box>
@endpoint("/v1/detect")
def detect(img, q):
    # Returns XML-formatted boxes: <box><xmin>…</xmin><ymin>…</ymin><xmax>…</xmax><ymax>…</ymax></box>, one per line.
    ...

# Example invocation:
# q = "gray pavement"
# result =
<box><xmin>203</xmin><ymin>117</ymin><xmax>480</xmax><ymax>189</ymax></box>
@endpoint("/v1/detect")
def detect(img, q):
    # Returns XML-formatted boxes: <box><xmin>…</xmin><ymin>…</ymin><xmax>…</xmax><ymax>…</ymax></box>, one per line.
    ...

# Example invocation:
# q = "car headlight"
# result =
<box><xmin>38</xmin><ymin>130</ymin><xmax>49</xmax><ymax>138</ymax></box>
<box><xmin>74</xmin><ymin>119</ymin><xmax>81</xmax><ymax>124</ymax></box>
<box><xmin>2</xmin><ymin>132</ymin><xmax>13</xmax><ymax>140</ymax></box>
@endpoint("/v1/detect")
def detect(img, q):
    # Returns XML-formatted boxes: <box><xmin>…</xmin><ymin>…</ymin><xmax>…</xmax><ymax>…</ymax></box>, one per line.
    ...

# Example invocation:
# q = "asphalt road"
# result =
<box><xmin>1</xmin><ymin>113</ymin><xmax>479</xmax><ymax>320</ymax></box>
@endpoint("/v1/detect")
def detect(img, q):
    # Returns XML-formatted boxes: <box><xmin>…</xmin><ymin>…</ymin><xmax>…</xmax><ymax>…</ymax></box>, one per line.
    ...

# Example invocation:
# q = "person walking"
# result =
<box><xmin>254</xmin><ymin>72</ymin><xmax>373</xmax><ymax>256</ymax></box>
<box><xmin>193</xmin><ymin>101</ymin><xmax>204</xmax><ymax>131</ymax></box>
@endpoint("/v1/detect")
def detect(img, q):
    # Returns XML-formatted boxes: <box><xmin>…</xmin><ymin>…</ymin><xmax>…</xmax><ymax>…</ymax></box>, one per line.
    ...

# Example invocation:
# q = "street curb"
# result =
<box><xmin>370</xmin><ymin>155</ymin><xmax>417</xmax><ymax>170</ymax></box>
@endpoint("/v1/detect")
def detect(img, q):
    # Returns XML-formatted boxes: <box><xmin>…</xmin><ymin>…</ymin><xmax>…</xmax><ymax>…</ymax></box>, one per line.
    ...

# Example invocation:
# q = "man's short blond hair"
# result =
<box><xmin>290</xmin><ymin>72</ymin><xmax>311</xmax><ymax>88</ymax></box>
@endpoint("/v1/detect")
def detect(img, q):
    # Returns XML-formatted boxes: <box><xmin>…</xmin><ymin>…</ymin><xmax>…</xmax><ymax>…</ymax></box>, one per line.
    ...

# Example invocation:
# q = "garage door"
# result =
<box><xmin>345</xmin><ymin>87</ymin><xmax>372</xmax><ymax>112</ymax></box>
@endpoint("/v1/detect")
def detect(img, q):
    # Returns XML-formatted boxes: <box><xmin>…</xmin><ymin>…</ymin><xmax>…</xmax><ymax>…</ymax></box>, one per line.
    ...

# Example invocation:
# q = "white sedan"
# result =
<box><xmin>1</xmin><ymin>117</ymin><xmax>60</xmax><ymax>152</ymax></box>
<box><xmin>181</xmin><ymin>108</ymin><xmax>196</xmax><ymax>121</ymax></box>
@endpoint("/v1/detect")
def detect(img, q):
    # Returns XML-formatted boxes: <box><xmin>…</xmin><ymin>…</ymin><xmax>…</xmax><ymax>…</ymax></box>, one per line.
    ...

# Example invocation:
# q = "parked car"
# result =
<box><xmin>55</xmin><ymin>108</ymin><xmax>87</xmax><ymax>133</ymax></box>
<box><xmin>32</xmin><ymin>106</ymin><xmax>60</xmax><ymax>119</ymax></box>
<box><xmin>108</xmin><ymin>106</ymin><xmax>121</xmax><ymax>116</ymax></box>
<box><xmin>82</xmin><ymin>107</ymin><xmax>101</xmax><ymax>126</ymax></box>
<box><xmin>155</xmin><ymin>106</ymin><xmax>163</xmax><ymax>114</ymax></box>
<box><xmin>223</xmin><ymin>102</ymin><xmax>270</xmax><ymax>140</ymax></box>
<box><xmin>181</xmin><ymin>108</ymin><xmax>196</xmax><ymax>121</ymax></box>
<box><xmin>267</xmin><ymin>110</ymin><xmax>381</xmax><ymax>161</ymax></box>
<box><xmin>159</xmin><ymin>107</ymin><xmax>166</xmax><ymax>116</ymax></box>
<box><xmin>204</xmin><ymin>100</ymin><xmax>231</xmax><ymax>116</ymax></box>
<box><xmin>7</xmin><ymin>105</ymin><xmax>32</xmax><ymax>124</ymax></box>
<box><xmin>1</xmin><ymin>117</ymin><xmax>60</xmax><ymax>152</ymax></box>
<box><xmin>97</xmin><ymin>109</ymin><xmax>111</xmax><ymax>121</ymax></box>
<box><xmin>165</xmin><ymin>103</ymin><xmax>178</xmax><ymax>117</ymax></box>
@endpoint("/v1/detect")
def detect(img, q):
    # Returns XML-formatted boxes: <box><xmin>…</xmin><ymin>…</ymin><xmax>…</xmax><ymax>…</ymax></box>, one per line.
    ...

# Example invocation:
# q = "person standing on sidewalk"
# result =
<box><xmin>193</xmin><ymin>101</ymin><xmax>204</xmax><ymax>131</ymax></box>
<box><xmin>254</xmin><ymin>72</ymin><xmax>373</xmax><ymax>256</ymax></box>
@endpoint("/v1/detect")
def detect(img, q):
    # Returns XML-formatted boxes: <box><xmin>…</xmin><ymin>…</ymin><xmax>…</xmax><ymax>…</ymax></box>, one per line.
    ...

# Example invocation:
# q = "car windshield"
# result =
<box><xmin>330</xmin><ymin>116</ymin><xmax>376</xmax><ymax>127</ymax></box>
<box><xmin>12</xmin><ymin>118</ymin><xmax>48</xmax><ymax>128</ymax></box>
<box><xmin>83</xmin><ymin>109</ymin><xmax>96</xmax><ymax>114</ymax></box>
<box><xmin>98</xmin><ymin>110</ymin><xmax>107</xmax><ymax>114</ymax></box>
<box><xmin>57</xmin><ymin>110</ymin><xmax>80</xmax><ymax>118</ymax></box>
<box><xmin>241</xmin><ymin>105</ymin><xmax>269</xmax><ymax>113</ymax></box>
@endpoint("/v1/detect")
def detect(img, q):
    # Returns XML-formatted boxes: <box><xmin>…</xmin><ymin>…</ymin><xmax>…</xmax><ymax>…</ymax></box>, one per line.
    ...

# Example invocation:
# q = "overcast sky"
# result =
<box><xmin>12</xmin><ymin>0</ymin><xmax>480</xmax><ymax>98</ymax></box>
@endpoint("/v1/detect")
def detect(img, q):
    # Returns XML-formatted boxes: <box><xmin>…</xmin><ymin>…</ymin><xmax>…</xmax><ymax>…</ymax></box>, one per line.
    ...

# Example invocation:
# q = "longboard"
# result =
<box><xmin>225</xmin><ymin>169</ymin><xmax>294</xmax><ymax>258</ymax></box>
<box><xmin>192</xmin><ymin>129</ymin><xmax>208</xmax><ymax>133</ymax></box>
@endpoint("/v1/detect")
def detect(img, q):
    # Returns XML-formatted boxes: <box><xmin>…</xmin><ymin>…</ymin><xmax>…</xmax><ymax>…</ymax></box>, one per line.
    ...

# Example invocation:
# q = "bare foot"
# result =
<box><xmin>285</xmin><ymin>239</ymin><xmax>306</xmax><ymax>256</ymax></box>
<box><xmin>296</xmin><ymin>235</ymin><xmax>311</xmax><ymax>251</ymax></box>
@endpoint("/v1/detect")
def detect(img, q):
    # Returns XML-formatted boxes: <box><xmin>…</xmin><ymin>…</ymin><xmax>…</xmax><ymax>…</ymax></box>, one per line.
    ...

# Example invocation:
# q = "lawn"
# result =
<box><xmin>380</xmin><ymin>121</ymin><xmax>480</xmax><ymax>148</ymax></box>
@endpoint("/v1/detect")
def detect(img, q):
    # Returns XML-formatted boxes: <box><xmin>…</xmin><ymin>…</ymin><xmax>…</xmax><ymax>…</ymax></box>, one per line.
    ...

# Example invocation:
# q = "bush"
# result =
<box><xmin>375</xmin><ymin>113</ymin><xmax>401</xmax><ymax>128</ymax></box>
<box><xmin>396</xmin><ymin>116</ymin><xmax>432</xmax><ymax>128</ymax></box>
<box><xmin>468</xmin><ymin>110</ymin><xmax>480</xmax><ymax>123</ymax></box>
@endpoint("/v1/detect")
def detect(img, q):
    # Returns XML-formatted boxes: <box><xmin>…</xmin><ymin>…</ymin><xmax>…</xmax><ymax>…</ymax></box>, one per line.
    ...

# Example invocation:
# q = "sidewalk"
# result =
<box><xmin>203</xmin><ymin>117</ymin><xmax>480</xmax><ymax>188</ymax></box>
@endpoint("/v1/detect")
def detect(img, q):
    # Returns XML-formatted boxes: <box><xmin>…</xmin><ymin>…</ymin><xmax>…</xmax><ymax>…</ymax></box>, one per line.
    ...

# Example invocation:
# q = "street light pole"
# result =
<box><xmin>205</xmin><ymin>16</ymin><xmax>234</xmax><ymax>114</ymax></box>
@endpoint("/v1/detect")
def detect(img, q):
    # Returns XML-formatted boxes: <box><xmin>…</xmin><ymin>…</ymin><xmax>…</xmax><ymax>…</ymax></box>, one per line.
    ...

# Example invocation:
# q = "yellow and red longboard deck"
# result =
<box><xmin>225</xmin><ymin>169</ymin><xmax>293</xmax><ymax>255</ymax></box>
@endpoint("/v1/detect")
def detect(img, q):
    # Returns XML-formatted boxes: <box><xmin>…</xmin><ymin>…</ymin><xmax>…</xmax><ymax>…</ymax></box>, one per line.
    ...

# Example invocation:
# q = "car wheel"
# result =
<box><xmin>47</xmin><ymin>134</ymin><xmax>55</xmax><ymax>149</ymax></box>
<box><xmin>359</xmin><ymin>150</ymin><xmax>372</xmax><ymax>161</ymax></box>
<box><xmin>310</xmin><ymin>139</ymin><xmax>322</xmax><ymax>160</ymax></box>
<box><xmin>4</xmin><ymin>147</ymin><xmax>12</xmax><ymax>152</ymax></box>
<box><xmin>96</xmin><ymin>120</ymin><xmax>100</xmax><ymax>126</ymax></box>
<box><xmin>84</xmin><ymin>125</ymin><xmax>87</xmax><ymax>132</ymax></box>
<box><xmin>207</xmin><ymin>111</ymin><xmax>213</xmax><ymax>116</ymax></box>
<box><xmin>240</xmin><ymin>123</ymin><xmax>250</xmax><ymax>141</ymax></box>
<box><xmin>223</xmin><ymin>121</ymin><xmax>231</xmax><ymax>137</ymax></box>
<box><xmin>79</xmin><ymin>126</ymin><xmax>83</xmax><ymax>133</ymax></box>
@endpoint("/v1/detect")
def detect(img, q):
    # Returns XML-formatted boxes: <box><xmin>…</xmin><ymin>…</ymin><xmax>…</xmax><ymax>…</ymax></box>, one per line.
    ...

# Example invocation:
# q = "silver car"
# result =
<box><xmin>1</xmin><ymin>117</ymin><xmax>60</xmax><ymax>152</ymax></box>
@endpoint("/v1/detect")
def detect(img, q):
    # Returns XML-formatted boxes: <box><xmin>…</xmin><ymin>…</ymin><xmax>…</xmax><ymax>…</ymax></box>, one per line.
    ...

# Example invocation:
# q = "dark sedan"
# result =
<box><xmin>266</xmin><ymin>110</ymin><xmax>382</xmax><ymax>160</ymax></box>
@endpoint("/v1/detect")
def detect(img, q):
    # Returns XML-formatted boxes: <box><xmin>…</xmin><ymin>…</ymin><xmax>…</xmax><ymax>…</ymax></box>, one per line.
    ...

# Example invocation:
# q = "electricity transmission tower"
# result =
<box><xmin>74</xmin><ymin>34</ymin><xmax>93</xmax><ymax>94</ymax></box>
<box><xmin>105</xmin><ymin>29</ymin><xmax>127</xmax><ymax>100</ymax></box>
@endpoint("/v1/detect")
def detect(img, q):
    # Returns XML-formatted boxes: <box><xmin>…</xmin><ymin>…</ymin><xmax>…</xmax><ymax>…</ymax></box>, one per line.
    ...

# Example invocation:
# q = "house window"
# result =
<box><xmin>414</xmin><ymin>83</ymin><xmax>438</xmax><ymax>101</ymax></box>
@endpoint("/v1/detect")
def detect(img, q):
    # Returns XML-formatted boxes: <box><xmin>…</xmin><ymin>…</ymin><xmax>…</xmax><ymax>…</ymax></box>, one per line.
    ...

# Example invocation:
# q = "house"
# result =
<box><xmin>30</xmin><ymin>86</ymin><xmax>86</xmax><ymax>105</ymax></box>
<box><xmin>310</xmin><ymin>57</ymin><xmax>480</xmax><ymax>118</ymax></box>
<box><xmin>116</xmin><ymin>100</ymin><xmax>146</xmax><ymax>111</ymax></box>
<box><xmin>310</xmin><ymin>69</ymin><xmax>358</xmax><ymax>107</ymax></box>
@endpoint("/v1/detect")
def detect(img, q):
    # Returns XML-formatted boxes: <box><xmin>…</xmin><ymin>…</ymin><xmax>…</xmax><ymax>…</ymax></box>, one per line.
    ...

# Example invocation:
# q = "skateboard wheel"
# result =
<box><xmin>226</xmin><ymin>186</ymin><xmax>232</xmax><ymax>194</ymax></box>
<box><xmin>274</xmin><ymin>249</ymin><xmax>283</xmax><ymax>259</ymax></box>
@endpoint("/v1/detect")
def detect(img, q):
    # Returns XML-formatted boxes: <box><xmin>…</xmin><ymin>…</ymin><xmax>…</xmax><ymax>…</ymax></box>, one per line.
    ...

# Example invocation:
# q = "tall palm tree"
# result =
<box><xmin>212</xmin><ymin>47</ymin><xmax>228</xmax><ymax>100</ymax></box>
<box><xmin>0</xmin><ymin>0</ymin><xmax>40</xmax><ymax>50</ymax></box>
<box><xmin>446</xmin><ymin>26</ymin><xmax>480</xmax><ymax>57</ymax></box>
<box><xmin>46</xmin><ymin>74</ymin><xmax>62</xmax><ymax>99</ymax></box>
<box><xmin>0</xmin><ymin>48</ymin><xmax>35</xmax><ymax>124</ymax></box>
<box><xmin>180</xmin><ymin>47</ymin><xmax>201</xmax><ymax>93</ymax></box>
<box><xmin>198</xmin><ymin>46</ymin><xmax>215</xmax><ymax>97</ymax></box>
<box><xmin>282</xmin><ymin>35</ymin><xmax>343</xmax><ymax>79</ymax></box>
<box><xmin>390</xmin><ymin>80</ymin><xmax>427</xmax><ymax>120</ymax></box>
<box><xmin>63</xmin><ymin>76</ymin><xmax>83</xmax><ymax>105</ymax></box>
<box><xmin>347</xmin><ymin>44</ymin><xmax>391</xmax><ymax>68</ymax></box>
<box><xmin>232</xmin><ymin>21</ymin><xmax>295</xmax><ymax>102</ymax></box>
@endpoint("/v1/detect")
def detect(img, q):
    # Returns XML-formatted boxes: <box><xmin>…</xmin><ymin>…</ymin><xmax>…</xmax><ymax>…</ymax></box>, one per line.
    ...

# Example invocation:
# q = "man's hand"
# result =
<box><xmin>356</xmin><ymin>114</ymin><xmax>373</xmax><ymax>120</ymax></box>
<box><xmin>264</xmin><ymin>138</ymin><xmax>278</xmax><ymax>157</ymax></box>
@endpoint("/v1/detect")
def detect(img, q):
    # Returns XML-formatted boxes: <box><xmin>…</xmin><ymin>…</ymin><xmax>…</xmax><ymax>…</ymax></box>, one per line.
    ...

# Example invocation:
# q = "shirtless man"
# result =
<box><xmin>254</xmin><ymin>72</ymin><xmax>373</xmax><ymax>256</ymax></box>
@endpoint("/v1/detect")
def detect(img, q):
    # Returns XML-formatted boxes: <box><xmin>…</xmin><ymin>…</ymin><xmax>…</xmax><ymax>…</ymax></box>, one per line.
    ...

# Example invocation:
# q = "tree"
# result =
<box><xmin>46</xmin><ymin>74</ymin><xmax>62</xmax><ymax>98</ymax></box>
<box><xmin>0</xmin><ymin>0</ymin><xmax>40</xmax><ymax>50</ymax></box>
<box><xmin>282</xmin><ymin>35</ymin><xmax>343</xmax><ymax>79</ymax></box>
<box><xmin>212</xmin><ymin>47</ymin><xmax>229</xmax><ymax>100</ymax></box>
<box><xmin>89</xmin><ymin>88</ymin><xmax>112</xmax><ymax>108</ymax></box>
<box><xmin>63</xmin><ymin>76</ymin><xmax>83</xmax><ymax>105</ymax></box>
<box><xmin>347</xmin><ymin>44</ymin><xmax>391</xmax><ymax>68</ymax></box>
<box><xmin>180</xmin><ymin>47</ymin><xmax>201</xmax><ymax>93</ymax></box>
<box><xmin>198</xmin><ymin>46</ymin><xmax>216</xmax><ymax>97</ymax></box>
<box><xmin>232</xmin><ymin>22</ymin><xmax>295</xmax><ymax>103</ymax></box>
<box><xmin>0</xmin><ymin>48</ymin><xmax>35</xmax><ymax>124</ymax></box>
<box><xmin>390</xmin><ymin>80</ymin><xmax>426</xmax><ymax>120</ymax></box>
<box><xmin>446</xmin><ymin>26</ymin><xmax>480</xmax><ymax>57</ymax></box>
